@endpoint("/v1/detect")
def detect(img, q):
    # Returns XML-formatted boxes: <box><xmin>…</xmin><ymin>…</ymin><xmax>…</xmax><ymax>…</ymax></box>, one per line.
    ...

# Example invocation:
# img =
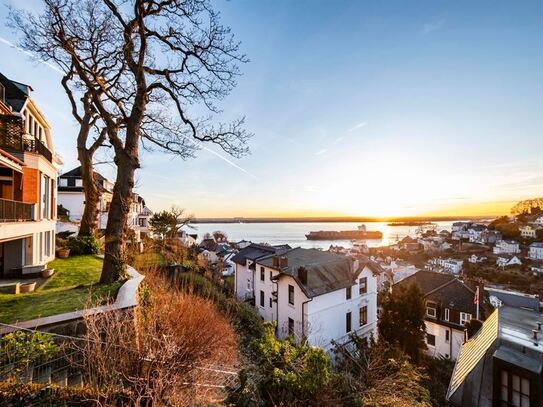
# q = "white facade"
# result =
<box><xmin>254</xmin><ymin>261</ymin><xmax>378</xmax><ymax>351</ymax></box>
<box><xmin>529</xmin><ymin>243</ymin><xmax>543</xmax><ymax>260</ymax></box>
<box><xmin>424</xmin><ymin>321</ymin><xmax>464</xmax><ymax>360</ymax></box>
<box><xmin>0</xmin><ymin>80</ymin><xmax>60</xmax><ymax>277</ymax></box>
<box><xmin>520</xmin><ymin>225</ymin><xmax>538</xmax><ymax>238</ymax></box>
<box><xmin>234</xmin><ymin>259</ymin><xmax>255</xmax><ymax>301</ymax></box>
<box><xmin>440</xmin><ymin>258</ymin><xmax>463</xmax><ymax>274</ymax></box>
<box><xmin>493</xmin><ymin>240</ymin><xmax>520</xmax><ymax>255</ymax></box>
<box><xmin>497</xmin><ymin>256</ymin><xmax>522</xmax><ymax>267</ymax></box>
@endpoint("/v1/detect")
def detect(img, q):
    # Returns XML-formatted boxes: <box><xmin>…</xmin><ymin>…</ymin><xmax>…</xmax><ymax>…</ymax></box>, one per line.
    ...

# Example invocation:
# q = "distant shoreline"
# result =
<box><xmin>191</xmin><ymin>215</ymin><xmax>495</xmax><ymax>224</ymax></box>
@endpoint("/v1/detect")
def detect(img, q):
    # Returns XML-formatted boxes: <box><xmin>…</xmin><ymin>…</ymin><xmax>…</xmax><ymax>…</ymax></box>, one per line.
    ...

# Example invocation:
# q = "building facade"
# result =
<box><xmin>250</xmin><ymin>248</ymin><xmax>378</xmax><ymax>350</ymax></box>
<box><xmin>0</xmin><ymin>73</ymin><xmax>61</xmax><ymax>277</ymax></box>
<box><xmin>395</xmin><ymin>270</ymin><xmax>492</xmax><ymax>360</ymax></box>
<box><xmin>529</xmin><ymin>242</ymin><xmax>543</xmax><ymax>260</ymax></box>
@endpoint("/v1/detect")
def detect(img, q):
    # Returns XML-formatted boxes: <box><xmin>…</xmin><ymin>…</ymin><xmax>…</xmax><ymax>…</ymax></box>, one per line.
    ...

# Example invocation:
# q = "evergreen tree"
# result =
<box><xmin>378</xmin><ymin>284</ymin><xmax>427</xmax><ymax>362</ymax></box>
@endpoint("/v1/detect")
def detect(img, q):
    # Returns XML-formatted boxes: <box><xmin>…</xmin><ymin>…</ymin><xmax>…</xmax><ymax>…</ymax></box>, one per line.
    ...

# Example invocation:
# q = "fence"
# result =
<box><xmin>0</xmin><ymin>323</ymin><xmax>239</xmax><ymax>393</ymax></box>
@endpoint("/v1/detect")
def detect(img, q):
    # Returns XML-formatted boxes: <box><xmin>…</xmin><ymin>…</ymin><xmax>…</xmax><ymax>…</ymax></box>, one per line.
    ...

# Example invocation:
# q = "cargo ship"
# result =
<box><xmin>305</xmin><ymin>224</ymin><xmax>382</xmax><ymax>240</ymax></box>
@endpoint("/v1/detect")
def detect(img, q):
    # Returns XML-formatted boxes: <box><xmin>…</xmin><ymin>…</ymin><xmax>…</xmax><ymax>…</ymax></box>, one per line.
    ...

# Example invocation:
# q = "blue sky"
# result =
<box><xmin>1</xmin><ymin>0</ymin><xmax>542</xmax><ymax>217</ymax></box>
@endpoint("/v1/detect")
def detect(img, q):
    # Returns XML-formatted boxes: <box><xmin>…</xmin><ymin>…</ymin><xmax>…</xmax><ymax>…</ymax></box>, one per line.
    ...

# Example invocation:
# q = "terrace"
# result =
<box><xmin>0</xmin><ymin>114</ymin><xmax>52</xmax><ymax>163</ymax></box>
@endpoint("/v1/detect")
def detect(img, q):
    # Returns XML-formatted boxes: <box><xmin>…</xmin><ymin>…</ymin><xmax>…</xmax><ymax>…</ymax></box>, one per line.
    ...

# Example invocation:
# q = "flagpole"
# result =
<box><xmin>476</xmin><ymin>286</ymin><xmax>480</xmax><ymax>320</ymax></box>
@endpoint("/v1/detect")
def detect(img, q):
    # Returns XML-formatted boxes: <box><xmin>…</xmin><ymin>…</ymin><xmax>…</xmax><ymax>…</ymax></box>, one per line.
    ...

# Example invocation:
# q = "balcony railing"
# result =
<box><xmin>0</xmin><ymin>198</ymin><xmax>35</xmax><ymax>222</ymax></box>
<box><xmin>0</xmin><ymin>114</ymin><xmax>53</xmax><ymax>162</ymax></box>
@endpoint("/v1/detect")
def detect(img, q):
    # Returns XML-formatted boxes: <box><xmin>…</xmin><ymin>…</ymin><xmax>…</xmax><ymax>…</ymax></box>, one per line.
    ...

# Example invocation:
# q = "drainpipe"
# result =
<box><xmin>449</xmin><ymin>327</ymin><xmax>452</xmax><ymax>358</ymax></box>
<box><xmin>301</xmin><ymin>297</ymin><xmax>313</xmax><ymax>342</ymax></box>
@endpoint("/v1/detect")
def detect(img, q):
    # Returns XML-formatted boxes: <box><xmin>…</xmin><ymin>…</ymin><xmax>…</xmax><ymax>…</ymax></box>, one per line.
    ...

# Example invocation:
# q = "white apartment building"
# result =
<box><xmin>250</xmin><ymin>248</ymin><xmax>378</xmax><ymax>350</ymax></box>
<box><xmin>529</xmin><ymin>242</ymin><xmax>543</xmax><ymax>260</ymax></box>
<box><xmin>440</xmin><ymin>258</ymin><xmax>464</xmax><ymax>274</ymax></box>
<box><xmin>0</xmin><ymin>72</ymin><xmax>62</xmax><ymax>277</ymax></box>
<box><xmin>493</xmin><ymin>240</ymin><xmax>520</xmax><ymax>255</ymax></box>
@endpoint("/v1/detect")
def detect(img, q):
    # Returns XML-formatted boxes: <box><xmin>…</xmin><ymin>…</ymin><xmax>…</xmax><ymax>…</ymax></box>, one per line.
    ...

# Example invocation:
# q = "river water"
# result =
<box><xmin>184</xmin><ymin>221</ymin><xmax>465</xmax><ymax>249</ymax></box>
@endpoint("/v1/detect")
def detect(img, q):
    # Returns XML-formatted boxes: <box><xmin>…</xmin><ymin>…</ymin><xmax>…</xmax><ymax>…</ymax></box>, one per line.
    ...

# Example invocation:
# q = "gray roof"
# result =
<box><xmin>231</xmin><ymin>243</ymin><xmax>290</xmax><ymax>265</ymax></box>
<box><xmin>257</xmin><ymin>247</ymin><xmax>354</xmax><ymax>298</ymax></box>
<box><xmin>0</xmin><ymin>72</ymin><xmax>29</xmax><ymax>112</ymax></box>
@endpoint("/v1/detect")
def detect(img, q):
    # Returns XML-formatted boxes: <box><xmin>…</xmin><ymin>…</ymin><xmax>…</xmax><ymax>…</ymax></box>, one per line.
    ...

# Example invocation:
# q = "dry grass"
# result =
<box><xmin>75</xmin><ymin>270</ymin><xmax>239</xmax><ymax>405</ymax></box>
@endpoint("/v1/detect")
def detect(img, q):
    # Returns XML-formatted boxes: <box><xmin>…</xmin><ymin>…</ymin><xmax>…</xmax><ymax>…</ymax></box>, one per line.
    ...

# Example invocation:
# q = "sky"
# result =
<box><xmin>1</xmin><ymin>0</ymin><xmax>542</xmax><ymax>218</ymax></box>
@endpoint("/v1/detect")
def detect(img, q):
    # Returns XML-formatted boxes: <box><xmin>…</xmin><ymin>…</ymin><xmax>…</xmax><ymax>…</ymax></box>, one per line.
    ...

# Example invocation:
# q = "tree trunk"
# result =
<box><xmin>76</xmin><ymin>122</ymin><xmax>100</xmax><ymax>237</ymax></box>
<box><xmin>100</xmin><ymin>142</ymin><xmax>138</xmax><ymax>283</ymax></box>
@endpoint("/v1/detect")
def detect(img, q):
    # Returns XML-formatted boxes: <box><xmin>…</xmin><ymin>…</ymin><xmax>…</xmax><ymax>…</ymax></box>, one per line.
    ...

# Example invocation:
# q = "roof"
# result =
<box><xmin>258</xmin><ymin>247</ymin><xmax>354</xmax><ymax>298</ymax></box>
<box><xmin>447</xmin><ymin>309</ymin><xmax>499</xmax><ymax>406</ymax></box>
<box><xmin>60</xmin><ymin>166</ymin><xmax>108</xmax><ymax>182</ymax></box>
<box><xmin>395</xmin><ymin>270</ymin><xmax>490</xmax><ymax>316</ymax></box>
<box><xmin>395</xmin><ymin>270</ymin><xmax>455</xmax><ymax>294</ymax></box>
<box><xmin>231</xmin><ymin>243</ymin><xmax>290</xmax><ymax>265</ymax></box>
<box><xmin>199</xmin><ymin>238</ymin><xmax>219</xmax><ymax>252</ymax></box>
<box><xmin>530</xmin><ymin>242</ymin><xmax>543</xmax><ymax>248</ymax></box>
<box><xmin>0</xmin><ymin>72</ymin><xmax>29</xmax><ymax>112</ymax></box>
<box><xmin>447</xmin><ymin>307</ymin><xmax>543</xmax><ymax>406</ymax></box>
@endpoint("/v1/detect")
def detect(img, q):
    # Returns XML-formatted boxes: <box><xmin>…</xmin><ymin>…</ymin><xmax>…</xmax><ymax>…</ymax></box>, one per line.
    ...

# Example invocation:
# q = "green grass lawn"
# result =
<box><xmin>0</xmin><ymin>255</ymin><xmax>122</xmax><ymax>324</ymax></box>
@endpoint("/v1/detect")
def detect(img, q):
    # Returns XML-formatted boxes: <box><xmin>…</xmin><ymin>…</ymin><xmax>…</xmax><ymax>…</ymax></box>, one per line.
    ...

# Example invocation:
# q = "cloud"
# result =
<box><xmin>422</xmin><ymin>19</ymin><xmax>446</xmax><ymax>35</ymax></box>
<box><xmin>0</xmin><ymin>35</ymin><xmax>64</xmax><ymax>74</ymax></box>
<box><xmin>315</xmin><ymin>149</ymin><xmax>328</xmax><ymax>156</ymax></box>
<box><xmin>348</xmin><ymin>122</ymin><xmax>367</xmax><ymax>132</ymax></box>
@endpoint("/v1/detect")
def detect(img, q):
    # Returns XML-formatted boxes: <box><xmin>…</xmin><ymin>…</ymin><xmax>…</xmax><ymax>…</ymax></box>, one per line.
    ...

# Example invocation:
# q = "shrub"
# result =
<box><xmin>0</xmin><ymin>331</ymin><xmax>59</xmax><ymax>373</ymax></box>
<box><xmin>67</xmin><ymin>235</ymin><xmax>100</xmax><ymax>255</ymax></box>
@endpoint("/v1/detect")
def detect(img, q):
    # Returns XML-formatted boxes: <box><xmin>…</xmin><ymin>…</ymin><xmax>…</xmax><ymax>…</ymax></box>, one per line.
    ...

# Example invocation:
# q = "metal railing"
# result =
<box><xmin>0</xmin><ymin>115</ymin><xmax>53</xmax><ymax>162</ymax></box>
<box><xmin>0</xmin><ymin>198</ymin><xmax>35</xmax><ymax>222</ymax></box>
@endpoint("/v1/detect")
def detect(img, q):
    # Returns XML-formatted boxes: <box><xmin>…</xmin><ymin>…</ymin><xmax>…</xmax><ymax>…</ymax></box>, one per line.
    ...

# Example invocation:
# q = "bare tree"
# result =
<box><xmin>10</xmin><ymin>0</ymin><xmax>250</xmax><ymax>283</ymax></box>
<box><xmin>61</xmin><ymin>69</ymin><xmax>107</xmax><ymax>236</ymax></box>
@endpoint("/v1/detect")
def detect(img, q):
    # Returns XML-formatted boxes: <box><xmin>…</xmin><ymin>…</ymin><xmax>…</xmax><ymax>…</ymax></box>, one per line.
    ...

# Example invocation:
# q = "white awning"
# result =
<box><xmin>0</xmin><ymin>149</ymin><xmax>23</xmax><ymax>173</ymax></box>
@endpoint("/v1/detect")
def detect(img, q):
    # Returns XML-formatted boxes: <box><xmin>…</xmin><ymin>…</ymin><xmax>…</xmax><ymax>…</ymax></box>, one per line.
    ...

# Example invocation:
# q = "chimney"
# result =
<box><xmin>533</xmin><ymin>329</ymin><xmax>539</xmax><ymax>346</ymax></box>
<box><xmin>298</xmin><ymin>267</ymin><xmax>308</xmax><ymax>285</ymax></box>
<box><xmin>538</xmin><ymin>322</ymin><xmax>542</xmax><ymax>332</ymax></box>
<box><xmin>463</xmin><ymin>329</ymin><xmax>469</xmax><ymax>344</ymax></box>
<box><xmin>272</xmin><ymin>256</ymin><xmax>288</xmax><ymax>269</ymax></box>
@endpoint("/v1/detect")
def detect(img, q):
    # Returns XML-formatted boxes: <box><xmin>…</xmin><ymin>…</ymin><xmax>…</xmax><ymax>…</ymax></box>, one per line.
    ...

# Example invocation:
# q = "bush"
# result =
<box><xmin>67</xmin><ymin>236</ymin><xmax>101</xmax><ymax>255</ymax></box>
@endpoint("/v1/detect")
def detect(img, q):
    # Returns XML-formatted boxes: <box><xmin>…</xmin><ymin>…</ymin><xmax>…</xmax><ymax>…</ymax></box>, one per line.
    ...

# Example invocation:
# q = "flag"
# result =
<box><xmin>473</xmin><ymin>286</ymin><xmax>479</xmax><ymax>305</ymax></box>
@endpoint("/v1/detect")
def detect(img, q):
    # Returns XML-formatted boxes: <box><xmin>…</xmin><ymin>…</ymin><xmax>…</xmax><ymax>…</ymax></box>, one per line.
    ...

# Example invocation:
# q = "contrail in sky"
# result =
<box><xmin>0</xmin><ymin>35</ymin><xmax>64</xmax><ymax>74</ymax></box>
<box><xmin>0</xmin><ymin>35</ymin><xmax>257</xmax><ymax>180</ymax></box>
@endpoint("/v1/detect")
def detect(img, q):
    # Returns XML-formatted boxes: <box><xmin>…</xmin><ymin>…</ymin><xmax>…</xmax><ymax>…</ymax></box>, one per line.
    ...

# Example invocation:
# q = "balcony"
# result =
<box><xmin>0</xmin><ymin>114</ymin><xmax>52</xmax><ymax>163</ymax></box>
<box><xmin>0</xmin><ymin>198</ymin><xmax>35</xmax><ymax>222</ymax></box>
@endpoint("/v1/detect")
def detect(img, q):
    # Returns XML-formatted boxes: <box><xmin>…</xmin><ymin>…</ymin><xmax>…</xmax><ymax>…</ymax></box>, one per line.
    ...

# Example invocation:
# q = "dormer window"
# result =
<box><xmin>426</xmin><ymin>301</ymin><xmax>437</xmax><ymax>318</ymax></box>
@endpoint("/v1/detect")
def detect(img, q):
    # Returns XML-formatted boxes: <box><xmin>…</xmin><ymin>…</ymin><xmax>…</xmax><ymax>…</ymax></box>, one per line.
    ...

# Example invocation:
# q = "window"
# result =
<box><xmin>346</xmin><ymin>286</ymin><xmax>352</xmax><ymax>300</ymax></box>
<box><xmin>41</xmin><ymin>175</ymin><xmax>50</xmax><ymax>219</ymax></box>
<box><xmin>426</xmin><ymin>333</ymin><xmax>436</xmax><ymax>347</ymax></box>
<box><xmin>359</xmin><ymin>277</ymin><xmax>367</xmax><ymax>294</ymax></box>
<box><xmin>269</xmin><ymin>297</ymin><xmax>272</xmax><ymax>307</ymax></box>
<box><xmin>346</xmin><ymin>312</ymin><xmax>352</xmax><ymax>333</ymax></box>
<box><xmin>445</xmin><ymin>329</ymin><xmax>450</xmax><ymax>343</ymax></box>
<box><xmin>260</xmin><ymin>290</ymin><xmax>264</xmax><ymax>307</ymax></box>
<box><xmin>269</xmin><ymin>271</ymin><xmax>273</xmax><ymax>281</ymax></box>
<box><xmin>460</xmin><ymin>312</ymin><xmax>472</xmax><ymax>326</ymax></box>
<box><xmin>288</xmin><ymin>318</ymin><xmax>294</xmax><ymax>336</ymax></box>
<box><xmin>444</xmin><ymin>308</ymin><xmax>450</xmax><ymax>322</ymax></box>
<box><xmin>501</xmin><ymin>370</ymin><xmax>530</xmax><ymax>407</ymax></box>
<box><xmin>67</xmin><ymin>178</ymin><xmax>76</xmax><ymax>187</ymax></box>
<box><xmin>359</xmin><ymin>306</ymin><xmax>367</xmax><ymax>327</ymax></box>
<box><xmin>426</xmin><ymin>302</ymin><xmax>437</xmax><ymax>318</ymax></box>
<box><xmin>288</xmin><ymin>284</ymin><xmax>294</xmax><ymax>305</ymax></box>
<box><xmin>260</xmin><ymin>267</ymin><xmax>265</xmax><ymax>281</ymax></box>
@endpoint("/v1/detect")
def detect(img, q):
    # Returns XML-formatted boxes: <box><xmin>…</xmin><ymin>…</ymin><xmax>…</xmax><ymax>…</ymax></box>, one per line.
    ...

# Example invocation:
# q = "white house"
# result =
<box><xmin>469</xmin><ymin>254</ymin><xmax>487</xmax><ymax>264</ymax></box>
<box><xmin>440</xmin><ymin>258</ymin><xmax>464</xmax><ymax>274</ymax></box>
<box><xmin>0</xmin><ymin>72</ymin><xmax>62</xmax><ymax>276</ymax></box>
<box><xmin>252</xmin><ymin>248</ymin><xmax>378</xmax><ymax>350</ymax></box>
<box><xmin>232</xmin><ymin>243</ymin><xmax>291</xmax><ymax>301</ymax></box>
<box><xmin>395</xmin><ymin>271</ymin><xmax>492</xmax><ymax>360</ymax></box>
<box><xmin>496</xmin><ymin>256</ymin><xmax>522</xmax><ymax>267</ymax></box>
<box><xmin>529</xmin><ymin>242</ymin><xmax>543</xmax><ymax>260</ymax></box>
<box><xmin>58</xmin><ymin>166</ymin><xmax>113</xmax><ymax>229</ymax></box>
<box><xmin>493</xmin><ymin>240</ymin><xmax>520</xmax><ymax>255</ymax></box>
<box><xmin>534</xmin><ymin>216</ymin><xmax>543</xmax><ymax>226</ymax></box>
<box><xmin>520</xmin><ymin>225</ymin><xmax>539</xmax><ymax>239</ymax></box>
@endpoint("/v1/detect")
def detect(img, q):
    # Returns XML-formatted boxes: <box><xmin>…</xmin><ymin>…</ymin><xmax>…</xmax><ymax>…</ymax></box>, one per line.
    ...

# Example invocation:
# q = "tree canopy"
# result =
<box><xmin>378</xmin><ymin>284</ymin><xmax>427</xmax><ymax>362</ymax></box>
